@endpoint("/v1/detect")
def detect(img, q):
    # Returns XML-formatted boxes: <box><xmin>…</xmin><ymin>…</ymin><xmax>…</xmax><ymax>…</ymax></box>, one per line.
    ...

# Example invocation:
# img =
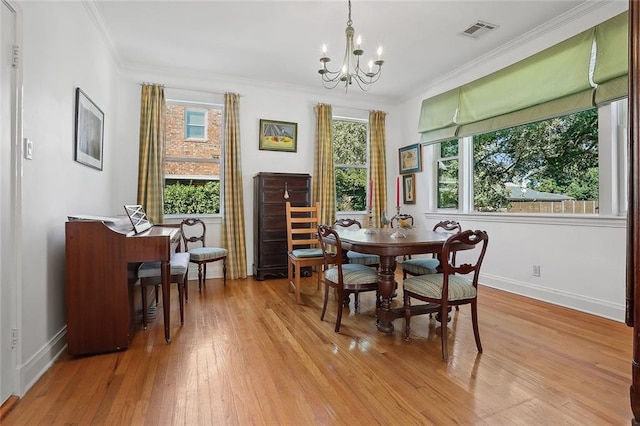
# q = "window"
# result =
<box><xmin>437</xmin><ymin>140</ymin><xmax>459</xmax><ymax>209</ymax></box>
<box><xmin>333</xmin><ymin>118</ymin><xmax>368</xmax><ymax>212</ymax></box>
<box><xmin>472</xmin><ymin>108</ymin><xmax>598</xmax><ymax>214</ymax></box>
<box><xmin>164</xmin><ymin>101</ymin><xmax>222</xmax><ymax>215</ymax></box>
<box><xmin>185</xmin><ymin>109</ymin><xmax>206</xmax><ymax>140</ymax></box>
<box><xmin>432</xmin><ymin>100</ymin><xmax>629</xmax><ymax>216</ymax></box>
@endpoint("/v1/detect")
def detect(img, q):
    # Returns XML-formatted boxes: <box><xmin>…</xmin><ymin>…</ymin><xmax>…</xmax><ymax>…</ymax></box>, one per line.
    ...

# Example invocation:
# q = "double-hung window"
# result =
<box><xmin>163</xmin><ymin>98</ymin><xmax>223</xmax><ymax>215</ymax></box>
<box><xmin>333</xmin><ymin>118</ymin><xmax>368</xmax><ymax>212</ymax></box>
<box><xmin>437</xmin><ymin>140</ymin><xmax>459</xmax><ymax>209</ymax></box>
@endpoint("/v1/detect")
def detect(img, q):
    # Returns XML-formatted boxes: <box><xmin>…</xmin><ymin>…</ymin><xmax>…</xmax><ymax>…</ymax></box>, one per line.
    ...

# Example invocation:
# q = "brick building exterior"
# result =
<box><xmin>164</xmin><ymin>104</ymin><xmax>222</xmax><ymax>180</ymax></box>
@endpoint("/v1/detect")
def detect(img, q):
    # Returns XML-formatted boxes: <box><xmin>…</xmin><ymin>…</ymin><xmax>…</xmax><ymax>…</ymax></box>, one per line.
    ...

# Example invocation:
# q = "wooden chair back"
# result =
<box><xmin>333</xmin><ymin>218</ymin><xmax>362</xmax><ymax>229</ymax></box>
<box><xmin>433</xmin><ymin>219</ymin><xmax>462</xmax><ymax>264</ymax></box>
<box><xmin>392</xmin><ymin>214</ymin><xmax>414</xmax><ymax>229</ymax></box>
<box><xmin>433</xmin><ymin>219</ymin><xmax>462</xmax><ymax>234</ymax></box>
<box><xmin>286</xmin><ymin>202</ymin><xmax>321</xmax><ymax>253</ymax></box>
<box><xmin>441</xmin><ymin>229</ymin><xmax>489</xmax><ymax>286</ymax></box>
<box><xmin>180</xmin><ymin>218</ymin><xmax>207</xmax><ymax>250</ymax></box>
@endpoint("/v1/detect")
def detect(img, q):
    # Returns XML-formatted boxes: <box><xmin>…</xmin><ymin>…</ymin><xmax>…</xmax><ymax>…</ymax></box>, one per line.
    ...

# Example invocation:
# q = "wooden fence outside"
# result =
<box><xmin>507</xmin><ymin>200</ymin><xmax>598</xmax><ymax>214</ymax></box>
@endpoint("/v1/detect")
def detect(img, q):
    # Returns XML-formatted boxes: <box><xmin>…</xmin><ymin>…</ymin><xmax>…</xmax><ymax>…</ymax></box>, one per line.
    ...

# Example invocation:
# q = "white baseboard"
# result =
<box><xmin>187</xmin><ymin>264</ymin><xmax>225</xmax><ymax>280</ymax></box>
<box><xmin>480</xmin><ymin>273</ymin><xmax>625</xmax><ymax>323</ymax></box>
<box><xmin>19</xmin><ymin>327</ymin><xmax>67</xmax><ymax>396</ymax></box>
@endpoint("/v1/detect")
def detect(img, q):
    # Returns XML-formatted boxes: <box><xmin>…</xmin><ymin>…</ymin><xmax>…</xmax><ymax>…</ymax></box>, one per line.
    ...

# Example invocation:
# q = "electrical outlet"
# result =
<box><xmin>532</xmin><ymin>264</ymin><xmax>541</xmax><ymax>277</ymax></box>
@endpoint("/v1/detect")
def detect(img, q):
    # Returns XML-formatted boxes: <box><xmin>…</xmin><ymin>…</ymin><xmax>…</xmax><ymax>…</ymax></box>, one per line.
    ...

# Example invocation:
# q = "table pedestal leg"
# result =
<box><xmin>376</xmin><ymin>256</ymin><xmax>396</xmax><ymax>334</ymax></box>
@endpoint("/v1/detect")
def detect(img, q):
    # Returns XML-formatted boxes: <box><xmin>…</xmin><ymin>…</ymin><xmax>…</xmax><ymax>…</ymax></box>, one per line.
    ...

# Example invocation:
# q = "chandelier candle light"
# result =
<box><xmin>318</xmin><ymin>0</ymin><xmax>384</xmax><ymax>91</ymax></box>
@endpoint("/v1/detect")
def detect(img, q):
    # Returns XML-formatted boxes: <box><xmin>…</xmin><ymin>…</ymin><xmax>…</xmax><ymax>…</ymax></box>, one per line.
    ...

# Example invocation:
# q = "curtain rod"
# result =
<box><xmin>313</xmin><ymin>101</ymin><xmax>387</xmax><ymax>114</ymax></box>
<box><xmin>139</xmin><ymin>82</ymin><xmax>242</xmax><ymax>97</ymax></box>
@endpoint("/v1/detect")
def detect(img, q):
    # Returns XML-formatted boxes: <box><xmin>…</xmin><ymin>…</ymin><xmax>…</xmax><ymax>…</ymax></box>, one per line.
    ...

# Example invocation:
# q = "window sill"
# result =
<box><xmin>425</xmin><ymin>211</ymin><xmax>626</xmax><ymax>228</ymax></box>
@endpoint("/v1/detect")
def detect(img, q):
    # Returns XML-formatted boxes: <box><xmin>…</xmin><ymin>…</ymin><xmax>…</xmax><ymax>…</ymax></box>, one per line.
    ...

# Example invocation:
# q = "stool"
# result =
<box><xmin>138</xmin><ymin>252</ymin><xmax>190</xmax><ymax>329</ymax></box>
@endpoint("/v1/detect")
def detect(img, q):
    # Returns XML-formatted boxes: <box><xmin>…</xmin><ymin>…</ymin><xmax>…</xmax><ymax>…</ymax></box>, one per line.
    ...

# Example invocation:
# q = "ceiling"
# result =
<box><xmin>90</xmin><ymin>0</ymin><xmax>609</xmax><ymax>102</ymax></box>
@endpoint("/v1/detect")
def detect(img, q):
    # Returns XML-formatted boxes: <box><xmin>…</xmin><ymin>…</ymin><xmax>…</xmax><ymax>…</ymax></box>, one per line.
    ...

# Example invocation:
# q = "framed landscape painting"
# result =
<box><xmin>259</xmin><ymin>119</ymin><xmax>297</xmax><ymax>152</ymax></box>
<box><xmin>74</xmin><ymin>88</ymin><xmax>104</xmax><ymax>170</ymax></box>
<box><xmin>399</xmin><ymin>143</ymin><xmax>421</xmax><ymax>174</ymax></box>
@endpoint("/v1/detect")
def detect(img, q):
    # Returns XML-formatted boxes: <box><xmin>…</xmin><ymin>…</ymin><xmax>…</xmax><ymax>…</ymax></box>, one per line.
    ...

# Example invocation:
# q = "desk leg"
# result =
<box><xmin>376</xmin><ymin>256</ymin><xmax>396</xmax><ymax>334</ymax></box>
<box><xmin>161</xmin><ymin>260</ymin><xmax>171</xmax><ymax>343</ymax></box>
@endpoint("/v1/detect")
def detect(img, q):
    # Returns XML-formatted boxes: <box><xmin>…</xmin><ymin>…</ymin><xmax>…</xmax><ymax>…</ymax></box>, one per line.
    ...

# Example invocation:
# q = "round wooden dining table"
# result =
<box><xmin>333</xmin><ymin>227</ymin><xmax>450</xmax><ymax>334</ymax></box>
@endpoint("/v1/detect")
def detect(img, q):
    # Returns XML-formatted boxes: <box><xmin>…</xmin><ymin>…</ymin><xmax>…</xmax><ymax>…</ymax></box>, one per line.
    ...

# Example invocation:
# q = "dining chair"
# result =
<box><xmin>402</xmin><ymin>219</ymin><xmax>462</xmax><ymax>279</ymax></box>
<box><xmin>317</xmin><ymin>224</ymin><xmax>380</xmax><ymax>332</ymax></box>
<box><xmin>180</xmin><ymin>218</ymin><xmax>228</xmax><ymax>293</ymax></box>
<box><xmin>333</xmin><ymin>218</ymin><xmax>380</xmax><ymax>268</ymax></box>
<box><xmin>403</xmin><ymin>229</ymin><xmax>489</xmax><ymax>360</ymax></box>
<box><xmin>137</xmin><ymin>252</ymin><xmax>190</xmax><ymax>329</ymax></box>
<box><xmin>286</xmin><ymin>202</ymin><xmax>325</xmax><ymax>304</ymax></box>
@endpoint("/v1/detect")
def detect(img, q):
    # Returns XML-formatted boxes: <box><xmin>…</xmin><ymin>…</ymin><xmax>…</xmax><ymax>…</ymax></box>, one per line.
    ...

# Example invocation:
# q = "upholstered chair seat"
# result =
<box><xmin>401</xmin><ymin>258</ymin><xmax>440</xmax><ymax>276</ymax></box>
<box><xmin>403</xmin><ymin>273</ymin><xmax>478</xmax><ymax>302</ymax></box>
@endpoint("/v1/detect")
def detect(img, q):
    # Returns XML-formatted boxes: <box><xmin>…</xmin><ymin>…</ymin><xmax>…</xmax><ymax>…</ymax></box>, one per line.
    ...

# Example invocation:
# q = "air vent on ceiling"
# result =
<box><xmin>461</xmin><ymin>20</ymin><xmax>499</xmax><ymax>39</ymax></box>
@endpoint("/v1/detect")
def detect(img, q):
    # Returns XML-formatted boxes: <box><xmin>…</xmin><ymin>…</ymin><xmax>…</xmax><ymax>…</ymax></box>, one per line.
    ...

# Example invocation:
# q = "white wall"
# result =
<box><xmin>18</xmin><ymin>1</ymin><xmax>122</xmax><ymax>393</ymax></box>
<box><xmin>391</xmin><ymin>1</ymin><xmax>629</xmax><ymax>322</ymax></box>
<box><xmin>116</xmin><ymin>71</ymin><xmax>399</xmax><ymax>280</ymax></box>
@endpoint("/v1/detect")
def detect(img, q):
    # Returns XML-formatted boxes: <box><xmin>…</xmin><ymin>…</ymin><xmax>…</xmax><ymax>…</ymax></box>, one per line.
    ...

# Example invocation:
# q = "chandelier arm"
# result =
<box><xmin>317</xmin><ymin>0</ymin><xmax>383</xmax><ymax>92</ymax></box>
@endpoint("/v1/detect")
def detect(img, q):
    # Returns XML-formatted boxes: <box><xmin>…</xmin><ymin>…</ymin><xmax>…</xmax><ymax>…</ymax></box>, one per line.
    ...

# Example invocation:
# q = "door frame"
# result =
<box><xmin>1</xmin><ymin>0</ymin><xmax>23</xmax><ymax>406</ymax></box>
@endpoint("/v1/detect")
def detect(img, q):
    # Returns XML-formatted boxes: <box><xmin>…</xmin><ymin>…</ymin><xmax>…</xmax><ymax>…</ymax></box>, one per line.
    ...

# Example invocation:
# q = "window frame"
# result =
<box><xmin>332</xmin><ymin>115</ymin><xmax>370</xmax><ymax>214</ymax></box>
<box><xmin>164</xmin><ymin>98</ymin><xmax>223</xmax><ymax>218</ymax></box>
<box><xmin>428</xmin><ymin>98</ymin><xmax>628</xmax><ymax>222</ymax></box>
<box><xmin>184</xmin><ymin>108</ymin><xmax>207</xmax><ymax>141</ymax></box>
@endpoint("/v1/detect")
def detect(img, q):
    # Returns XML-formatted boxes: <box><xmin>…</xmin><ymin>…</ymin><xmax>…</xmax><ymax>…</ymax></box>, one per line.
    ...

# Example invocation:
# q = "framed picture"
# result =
<box><xmin>74</xmin><ymin>88</ymin><xmax>104</xmax><ymax>170</ymax></box>
<box><xmin>403</xmin><ymin>174</ymin><xmax>416</xmax><ymax>204</ymax></box>
<box><xmin>399</xmin><ymin>143</ymin><xmax>421</xmax><ymax>174</ymax></box>
<box><xmin>259</xmin><ymin>119</ymin><xmax>297</xmax><ymax>152</ymax></box>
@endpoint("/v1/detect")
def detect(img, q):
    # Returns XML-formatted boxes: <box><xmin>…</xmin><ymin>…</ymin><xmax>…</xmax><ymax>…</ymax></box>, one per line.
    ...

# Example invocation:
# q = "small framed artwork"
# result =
<box><xmin>259</xmin><ymin>119</ymin><xmax>297</xmax><ymax>152</ymax></box>
<box><xmin>74</xmin><ymin>88</ymin><xmax>104</xmax><ymax>170</ymax></box>
<box><xmin>403</xmin><ymin>174</ymin><xmax>416</xmax><ymax>204</ymax></box>
<box><xmin>399</xmin><ymin>143</ymin><xmax>421</xmax><ymax>174</ymax></box>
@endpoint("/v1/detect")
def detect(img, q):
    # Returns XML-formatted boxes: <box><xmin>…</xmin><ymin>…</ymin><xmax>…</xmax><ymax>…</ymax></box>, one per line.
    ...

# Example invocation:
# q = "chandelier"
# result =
<box><xmin>318</xmin><ymin>0</ymin><xmax>384</xmax><ymax>91</ymax></box>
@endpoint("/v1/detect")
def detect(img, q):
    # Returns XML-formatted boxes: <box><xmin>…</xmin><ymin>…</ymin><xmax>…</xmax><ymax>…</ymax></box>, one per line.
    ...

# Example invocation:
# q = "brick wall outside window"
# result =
<box><xmin>164</xmin><ymin>104</ymin><xmax>222</xmax><ymax>178</ymax></box>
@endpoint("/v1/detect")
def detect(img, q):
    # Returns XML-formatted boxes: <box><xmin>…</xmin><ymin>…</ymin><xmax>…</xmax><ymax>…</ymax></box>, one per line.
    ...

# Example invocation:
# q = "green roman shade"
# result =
<box><xmin>417</xmin><ymin>89</ymin><xmax>460</xmax><ymax>144</ymax></box>
<box><xmin>457</xmin><ymin>89</ymin><xmax>594</xmax><ymax>138</ymax></box>
<box><xmin>417</xmin><ymin>88</ymin><xmax>459</xmax><ymax>133</ymax></box>
<box><xmin>457</xmin><ymin>28</ymin><xmax>594</xmax><ymax>126</ymax></box>
<box><xmin>594</xmin><ymin>12</ymin><xmax>628</xmax><ymax>104</ymax></box>
<box><xmin>418</xmin><ymin>11</ymin><xmax>628</xmax><ymax>142</ymax></box>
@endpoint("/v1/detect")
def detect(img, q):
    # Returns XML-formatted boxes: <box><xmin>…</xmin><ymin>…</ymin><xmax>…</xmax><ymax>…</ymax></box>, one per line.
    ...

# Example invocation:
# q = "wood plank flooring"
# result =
<box><xmin>2</xmin><ymin>273</ymin><xmax>633</xmax><ymax>425</ymax></box>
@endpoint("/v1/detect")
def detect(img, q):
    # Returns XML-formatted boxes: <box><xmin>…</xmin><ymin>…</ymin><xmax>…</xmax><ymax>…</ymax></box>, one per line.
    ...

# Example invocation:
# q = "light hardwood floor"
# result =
<box><xmin>2</xmin><ymin>273</ymin><xmax>632</xmax><ymax>425</ymax></box>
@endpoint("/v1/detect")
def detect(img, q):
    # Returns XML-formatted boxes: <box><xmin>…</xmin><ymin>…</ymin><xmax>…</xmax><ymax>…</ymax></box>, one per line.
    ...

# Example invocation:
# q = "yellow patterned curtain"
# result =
<box><xmin>313</xmin><ymin>103</ymin><xmax>336</xmax><ymax>226</ymax></box>
<box><xmin>221</xmin><ymin>93</ymin><xmax>248</xmax><ymax>279</ymax></box>
<box><xmin>369</xmin><ymin>110</ymin><xmax>387</xmax><ymax>227</ymax></box>
<box><xmin>137</xmin><ymin>84</ymin><xmax>165</xmax><ymax>224</ymax></box>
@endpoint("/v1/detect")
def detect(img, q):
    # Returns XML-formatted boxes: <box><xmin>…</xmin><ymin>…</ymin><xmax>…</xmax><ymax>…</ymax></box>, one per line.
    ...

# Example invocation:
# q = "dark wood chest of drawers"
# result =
<box><xmin>253</xmin><ymin>172</ymin><xmax>311</xmax><ymax>280</ymax></box>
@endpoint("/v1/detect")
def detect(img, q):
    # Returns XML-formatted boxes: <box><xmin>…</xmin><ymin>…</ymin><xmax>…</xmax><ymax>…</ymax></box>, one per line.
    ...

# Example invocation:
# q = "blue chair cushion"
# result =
<box><xmin>403</xmin><ymin>273</ymin><xmax>477</xmax><ymax>301</ymax></box>
<box><xmin>347</xmin><ymin>251</ymin><xmax>380</xmax><ymax>266</ymax></box>
<box><xmin>402</xmin><ymin>258</ymin><xmax>439</xmax><ymax>275</ymax></box>
<box><xmin>291</xmin><ymin>248</ymin><xmax>324</xmax><ymax>258</ymax></box>
<box><xmin>138</xmin><ymin>252</ymin><xmax>190</xmax><ymax>278</ymax></box>
<box><xmin>189</xmin><ymin>247</ymin><xmax>227</xmax><ymax>262</ymax></box>
<box><xmin>325</xmin><ymin>263</ymin><xmax>378</xmax><ymax>285</ymax></box>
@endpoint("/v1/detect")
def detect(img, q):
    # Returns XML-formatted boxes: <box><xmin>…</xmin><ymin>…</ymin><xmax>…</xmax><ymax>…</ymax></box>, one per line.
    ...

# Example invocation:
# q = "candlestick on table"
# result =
<box><xmin>390</xmin><ymin>205</ymin><xmax>406</xmax><ymax>238</ymax></box>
